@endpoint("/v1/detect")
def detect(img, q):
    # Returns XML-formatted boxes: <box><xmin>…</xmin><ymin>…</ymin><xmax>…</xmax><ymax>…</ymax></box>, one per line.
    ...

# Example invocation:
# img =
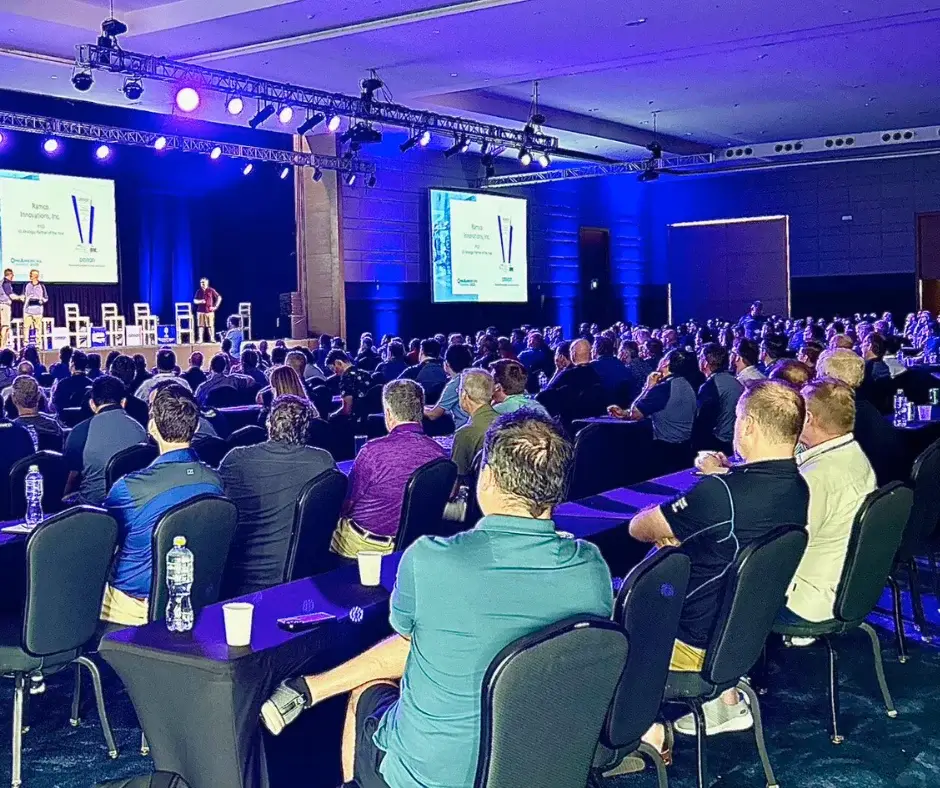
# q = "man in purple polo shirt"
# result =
<box><xmin>331</xmin><ymin>379</ymin><xmax>446</xmax><ymax>558</ymax></box>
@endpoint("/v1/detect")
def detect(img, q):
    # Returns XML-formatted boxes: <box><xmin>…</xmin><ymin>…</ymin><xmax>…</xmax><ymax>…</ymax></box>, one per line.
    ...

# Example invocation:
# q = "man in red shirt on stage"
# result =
<box><xmin>194</xmin><ymin>277</ymin><xmax>222</xmax><ymax>343</ymax></box>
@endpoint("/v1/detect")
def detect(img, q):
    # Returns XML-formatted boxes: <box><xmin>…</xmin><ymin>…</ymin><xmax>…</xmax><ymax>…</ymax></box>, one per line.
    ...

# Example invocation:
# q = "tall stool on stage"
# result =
<box><xmin>8</xmin><ymin>319</ymin><xmax>24</xmax><ymax>352</ymax></box>
<box><xmin>133</xmin><ymin>303</ymin><xmax>159</xmax><ymax>346</ymax></box>
<box><xmin>238</xmin><ymin>302</ymin><xmax>252</xmax><ymax>340</ymax></box>
<box><xmin>41</xmin><ymin>317</ymin><xmax>56</xmax><ymax>350</ymax></box>
<box><xmin>64</xmin><ymin>304</ymin><xmax>91</xmax><ymax>348</ymax></box>
<box><xmin>102</xmin><ymin>304</ymin><xmax>126</xmax><ymax>346</ymax></box>
<box><xmin>175</xmin><ymin>303</ymin><xmax>195</xmax><ymax>344</ymax></box>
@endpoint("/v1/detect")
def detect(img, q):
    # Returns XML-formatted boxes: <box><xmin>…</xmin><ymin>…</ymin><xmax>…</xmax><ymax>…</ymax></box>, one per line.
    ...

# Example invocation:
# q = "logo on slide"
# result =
<box><xmin>71</xmin><ymin>193</ymin><xmax>96</xmax><ymax>246</ymax></box>
<box><xmin>497</xmin><ymin>214</ymin><xmax>514</xmax><ymax>273</ymax></box>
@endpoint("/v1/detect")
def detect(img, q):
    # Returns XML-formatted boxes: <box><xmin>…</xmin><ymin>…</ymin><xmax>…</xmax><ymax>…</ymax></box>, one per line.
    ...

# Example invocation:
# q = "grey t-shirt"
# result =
<box><xmin>636</xmin><ymin>376</ymin><xmax>697</xmax><ymax>443</ymax></box>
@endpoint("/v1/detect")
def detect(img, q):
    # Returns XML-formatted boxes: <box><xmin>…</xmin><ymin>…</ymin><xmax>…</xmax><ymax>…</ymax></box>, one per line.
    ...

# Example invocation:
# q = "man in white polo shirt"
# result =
<box><xmin>778</xmin><ymin>377</ymin><xmax>876</xmax><ymax>625</ymax></box>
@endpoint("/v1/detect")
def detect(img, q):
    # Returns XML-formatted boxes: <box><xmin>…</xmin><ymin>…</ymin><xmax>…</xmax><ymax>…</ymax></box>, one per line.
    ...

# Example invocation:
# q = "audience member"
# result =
<box><xmin>400</xmin><ymin>339</ymin><xmax>448</xmax><ymax>389</ymax></box>
<box><xmin>136</xmin><ymin>349</ymin><xmax>192</xmax><ymax>401</ymax></box>
<box><xmin>730</xmin><ymin>337</ymin><xmax>765</xmax><ymax>383</ymax></box>
<box><xmin>194</xmin><ymin>353</ymin><xmax>253</xmax><ymax>406</ymax></box>
<box><xmin>49</xmin><ymin>346</ymin><xmax>73</xmax><ymax>382</ymax></box>
<box><xmin>797</xmin><ymin>340</ymin><xmax>824</xmax><ymax>375</ymax></box>
<box><xmin>63</xmin><ymin>375</ymin><xmax>149</xmax><ymax>505</ymax></box>
<box><xmin>257</xmin><ymin>364</ymin><xmax>309</xmax><ymax>410</ymax></box>
<box><xmin>109</xmin><ymin>355</ymin><xmax>149</xmax><ymax>427</ymax></box>
<box><xmin>224</xmin><ymin>316</ymin><xmax>245</xmax><ymax>359</ymax></box>
<box><xmin>220</xmin><ymin>395</ymin><xmax>336</xmax><ymax>597</ymax></box>
<box><xmin>778</xmin><ymin>379</ymin><xmax>875</xmax><ymax>626</ymax></box>
<box><xmin>618</xmin><ymin>339</ymin><xmax>653</xmax><ymax>404</ymax></box>
<box><xmin>86</xmin><ymin>353</ymin><xmax>103</xmax><ymax>380</ymax></box>
<box><xmin>759</xmin><ymin>334</ymin><xmax>789</xmax><ymax>371</ymax></box>
<box><xmin>376</xmin><ymin>341</ymin><xmax>407</xmax><ymax>383</ymax></box>
<box><xmin>131</xmin><ymin>354</ymin><xmax>151</xmax><ymax>391</ymax></box>
<box><xmin>425</xmin><ymin>344</ymin><xmax>473</xmax><ymax>429</ymax></box>
<box><xmin>331</xmin><ymin>380</ymin><xmax>447</xmax><ymax>559</ymax></box>
<box><xmin>356</xmin><ymin>336</ymin><xmax>382</xmax><ymax>372</ymax></box>
<box><xmin>517</xmin><ymin>331</ymin><xmax>554</xmax><ymax>379</ymax></box>
<box><xmin>630</xmin><ymin>381</ymin><xmax>808</xmax><ymax>747</ymax></box>
<box><xmin>51</xmin><ymin>350</ymin><xmax>91</xmax><ymax>412</ymax></box>
<box><xmin>694</xmin><ymin>343</ymin><xmax>743</xmax><ymax>453</ymax></box>
<box><xmin>545</xmin><ymin>338</ymin><xmax>603</xmax><ymax>409</ymax></box>
<box><xmin>591</xmin><ymin>335</ymin><xmax>632</xmax><ymax>402</ymax></box>
<box><xmin>473</xmin><ymin>335</ymin><xmax>499</xmax><ymax>369</ymax></box>
<box><xmin>491</xmin><ymin>359</ymin><xmax>549</xmax><ymax>416</ymax></box>
<box><xmin>0</xmin><ymin>349</ymin><xmax>17</xmax><ymax>389</ymax></box>
<box><xmin>261</xmin><ymin>411</ymin><xmax>613</xmax><ymax>788</ymax></box>
<box><xmin>327</xmin><ymin>350</ymin><xmax>373</xmax><ymax>418</ymax></box>
<box><xmin>0</xmin><ymin>416</ymin><xmax>34</xmax><ymax>486</ymax></box>
<box><xmin>239</xmin><ymin>349</ymin><xmax>268</xmax><ymax>388</ymax></box>
<box><xmin>11</xmin><ymin>376</ymin><xmax>63</xmax><ymax>447</ymax></box>
<box><xmin>451</xmin><ymin>368</ymin><xmax>498</xmax><ymax>481</ymax></box>
<box><xmin>100</xmin><ymin>385</ymin><xmax>222</xmax><ymax>625</ymax></box>
<box><xmin>182</xmin><ymin>352</ymin><xmax>207</xmax><ymax>391</ymax></box>
<box><xmin>769</xmin><ymin>359</ymin><xmax>813</xmax><ymax>389</ymax></box>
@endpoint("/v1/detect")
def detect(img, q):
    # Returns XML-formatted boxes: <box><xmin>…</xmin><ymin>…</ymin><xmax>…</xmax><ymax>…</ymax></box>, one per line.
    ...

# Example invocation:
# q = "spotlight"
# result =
<box><xmin>278</xmin><ymin>106</ymin><xmax>294</xmax><ymax>125</ymax></box>
<box><xmin>280</xmin><ymin>166</ymin><xmax>291</xmax><ymax>180</ymax></box>
<box><xmin>43</xmin><ymin>138</ymin><xmax>60</xmax><ymax>154</ymax></box>
<box><xmin>95</xmin><ymin>144</ymin><xmax>111</xmax><ymax>160</ymax></box>
<box><xmin>327</xmin><ymin>115</ymin><xmax>342</xmax><ymax>132</ymax></box>
<box><xmin>367</xmin><ymin>174</ymin><xmax>377</xmax><ymax>188</ymax></box>
<box><xmin>419</xmin><ymin>130</ymin><xmax>431</xmax><ymax>147</ymax></box>
<box><xmin>360</xmin><ymin>76</ymin><xmax>384</xmax><ymax>102</ymax></box>
<box><xmin>400</xmin><ymin>131</ymin><xmax>425</xmax><ymax>153</ymax></box>
<box><xmin>344</xmin><ymin>172</ymin><xmax>357</xmax><ymax>186</ymax></box>
<box><xmin>518</xmin><ymin>148</ymin><xmax>532</xmax><ymax>166</ymax></box>
<box><xmin>296</xmin><ymin>113</ymin><xmax>325</xmax><ymax>135</ymax></box>
<box><xmin>154</xmin><ymin>136</ymin><xmax>167</xmax><ymax>151</ymax></box>
<box><xmin>71</xmin><ymin>70</ymin><xmax>94</xmax><ymax>92</ymax></box>
<box><xmin>338</xmin><ymin>128</ymin><xmax>355</xmax><ymax>145</ymax></box>
<box><xmin>536</xmin><ymin>151</ymin><xmax>551</xmax><ymax>168</ymax></box>
<box><xmin>480</xmin><ymin>140</ymin><xmax>491</xmax><ymax>156</ymax></box>
<box><xmin>175</xmin><ymin>87</ymin><xmax>200</xmax><ymax>113</ymax></box>
<box><xmin>227</xmin><ymin>97</ymin><xmax>244</xmax><ymax>116</ymax></box>
<box><xmin>242</xmin><ymin>162</ymin><xmax>254</xmax><ymax>175</ymax></box>
<box><xmin>210</xmin><ymin>146</ymin><xmax>222</xmax><ymax>160</ymax></box>
<box><xmin>122</xmin><ymin>77</ymin><xmax>144</xmax><ymax>101</ymax></box>
<box><xmin>443</xmin><ymin>137</ymin><xmax>467</xmax><ymax>158</ymax></box>
<box><xmin>312</xmin><ymin>167</ymin><xmax>324</xmax><ymax>182</ymax></box>
<box><xmin>248</xmin><ymin>105</ymin><xmax>276</xmax><ymax>129</ymax></box>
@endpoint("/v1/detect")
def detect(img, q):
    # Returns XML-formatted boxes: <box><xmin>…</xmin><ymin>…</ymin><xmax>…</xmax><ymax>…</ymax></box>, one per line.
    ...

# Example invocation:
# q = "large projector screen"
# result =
<box><xmin>430</xmin><ymin>188</ymin><xmax>527</xmax><ymax>303</ymax></box>
<box><xmin>0</xmin><ymin>169</ymin><xmax>119</xmax><ymax>283</ymax></box>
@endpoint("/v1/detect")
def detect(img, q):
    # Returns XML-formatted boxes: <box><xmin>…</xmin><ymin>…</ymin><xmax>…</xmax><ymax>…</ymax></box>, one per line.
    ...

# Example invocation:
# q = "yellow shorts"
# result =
<box><xmin>670</xmin><ymin>640</ymin><xmax>707</xmax><ymax>672</ymax></box>
<box><xmin>197</xmin><ymin>312</ymin><xmax>215</xmax><ymax>328</ymax></box>
<box><xmin>100</xmin><ymin>584</ymin><xmax>149</xmax><ymax>627</ymax></box>
<box><xmin>330</xmin><ymin>517</ymin><xmax>395</xmax><ymax>559</ymax></box>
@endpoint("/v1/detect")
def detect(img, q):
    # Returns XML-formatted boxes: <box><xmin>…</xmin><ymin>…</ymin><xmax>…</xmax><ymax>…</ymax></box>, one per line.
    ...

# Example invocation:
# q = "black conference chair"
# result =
<box><xmin>9</xmin><ymin>451</ymin><xmax>69</xmax><ymax>519</ymax></box>
<box><xmin>37</xmin><ymin>430</ymin><xmax>64</xmax><ymax>453</ymax></box>
<box><xmin>395</xmin><ymin>458</ymin><xmax>459</xmax><ymax>551</ymax></box>
<box><xmin>474</xmin><ymin>616</ymin><xmax>629</xmax><ymax>788</ymax></box>
<box><xmin>284</xmin><ymin>469</ymin><xmax>349</xmax><ymax>581</ymax></box>
<box><xmin>37</xmin><ymin>373</ymin><xmax>55</xmax><ymax>388</ymax></box>
<box><xmin>0</xmin><ymin>507</ymin><xmax>120</xmax><ymax>788</ymax></box>
<box><xmin>105</xmin><ymin>442</ymin><xmax>159</xmax><ymax>492</ymax></box>
<box><xmin>227</xmin><ymin>425</ymin><xmax>267</xmax><ymax>449</ymax></box>
<box><xmin>205</xmin><ymin>386</ymin><xmax>241</xmax><ymax>409</ymax></box>
<box><xmin>569</xmin><ymin>423</ymin><xmax>651</xmax><ymax>500</ymax></box>
<box><xmin>192</xmin><ymin>435</ymin><xmax>230</xmax><ymax>468</ymax></box>
<box><xmin>308</xmin><ymin>385</ymin><xmax>335</xmax><ymax>422</ymax></box>
<box><xmin>663</xmin><ymin>525</ymin><xmax>808</xmax><ymax>788</ymax></box>
<box><xmin>464</xmin><ymin>450</ymin><xmax>485</xmax><ymax>528</ymax></box>
<box><xmin>57</xmin><ymin>407</ymin><xmax>87</xmax><ymax>429</ymax></box>
<box><xmin>424</xmin><ymin>381</ymin><xmax>446</xmax><ymax>406</ymax></box>
<box><xmin>891</xmin><ymin>437</ymin><xmax>940</xmax><ymax>647</ymax></box>
<box><xmin>148</xmin><ymin>494</ymin><xmax>238</xmax><ymax>622</ymax></box>
<box><xmin>98</xmin><ymin>774</ymin><xmax>190</xmax><ymax>788</ymax></box>
<box><xmin>773</xmin><ymin>483</ymin><xmax>912</xmax><ymax>743</ymax></box>
<box><xmin>212</xmin><ymin>405</ymin><xmax>260</xmax><ymax>434</ymax></box>
<box><xmin>363</xmin><ymin>385</ymin><xmax>384</xmax><ymax>415</ymax></box>
<box><xmin>593</xmin><ymin>548</ymin><xmax>692</xmax><ymax>787</ymax></box>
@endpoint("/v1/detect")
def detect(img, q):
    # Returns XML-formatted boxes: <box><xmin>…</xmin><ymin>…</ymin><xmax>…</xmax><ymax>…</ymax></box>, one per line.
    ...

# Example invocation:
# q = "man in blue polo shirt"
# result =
<box><xmin>100</xmin><ymin>384</ymin><xmax>222</xmax><ymax>626</ymax></box>
<box><xmin>63</xmin><ymin>375</ymin><xmax>148</xmax><ymax>505</ymax></box>
<box><xmin>260</xmin><ymin>411</ymin><xmax>613</xmax><ymax>788</ymax></box>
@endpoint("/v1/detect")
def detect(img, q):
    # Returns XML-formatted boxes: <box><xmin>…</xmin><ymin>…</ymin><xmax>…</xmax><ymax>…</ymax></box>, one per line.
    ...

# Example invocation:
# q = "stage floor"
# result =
<box><xmin>36</xmin><ymin>339</ymin><xmax>312</xmax><ymax>368</ymax></box>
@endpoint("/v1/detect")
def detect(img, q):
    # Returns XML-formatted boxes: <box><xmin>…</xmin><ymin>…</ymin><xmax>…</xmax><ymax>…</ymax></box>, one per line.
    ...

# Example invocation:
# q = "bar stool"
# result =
<box><xmin>41</xmin><ymin>317</ymin><xmax>56</xmax><ymax>350</ymax></box>
<box><xmin>133</xmin><ymin>303</ymin><xmax>159</xmax><ymax>346</ymax></box>
<box><xmin>9</xmin><ymin>319</ymin><xmax>24</xmax><ymax>352</ymax></box>
<box><xmin>64</xmin><ymin>304</ymin><xmax>91</xmax><ymax>348</ymax></box>
<box><xmin>175</xmin><ymin>303</ymin><xmax>195</xmax><ymax>344</ymax></box>
<box><xmin>238</xmin><ymin>302</ymin><xmax>252</xmax><ymax>340</ymax></box>
<box><xmin>101</xmin><ymin>304</ymin><xmax>126</xmax><ymax>346</ymax></box>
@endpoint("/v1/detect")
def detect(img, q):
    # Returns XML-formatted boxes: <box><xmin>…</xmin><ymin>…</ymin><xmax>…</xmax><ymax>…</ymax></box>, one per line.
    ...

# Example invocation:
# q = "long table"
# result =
<box><xmin>98</xmin><ymin>469</ymin><xmax>698</xmax><ymax>788</ymax></box>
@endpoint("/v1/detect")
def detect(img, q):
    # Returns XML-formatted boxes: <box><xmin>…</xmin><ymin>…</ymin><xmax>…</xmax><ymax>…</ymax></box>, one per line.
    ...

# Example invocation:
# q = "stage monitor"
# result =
<box><xmin>430</xmin><ymin>188</ymin><xmax>527</xmax><ymax>303</ymax></box>
<box><xmin>0</xmin><ymin>169</ymin><xmax>119</xmax><ymax>284</ymax></box>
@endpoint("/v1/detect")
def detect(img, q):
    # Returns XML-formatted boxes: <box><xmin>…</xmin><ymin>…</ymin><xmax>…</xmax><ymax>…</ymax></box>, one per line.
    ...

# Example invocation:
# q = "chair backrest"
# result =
<box><xmin>602</xmin><ymin>548</ymin><xmax>692</xmax><ymax>751</ymax></box>
<box><xmin>285</xmin><ymin>469</ymin><xmax>348</xmax><ymax>581</ymax></box>
<box><xmin>101</xmin><ymin>303</ymin><xmax>119</xmax><ymax>321</ymax></box>
<box><xmin>227</xmin><ymin>425</ymin><xmax>267</xmax><ymax>449</ymax></box>
<box><xmin>105</xmin><ymin>442</ymin><xmax>159</xmax><ymax>492</ymax></box>
<box><xmin>475</xmin><ymin>616</ymin><xmax>629</xmax><ymax>788</ymax></box>
<box><xmin>835</xmin><ymin>482</ymin><xmax>914</xmax><ymax>624</ymax></box>
<box><xmin>902</xmin><ymin>438</ymin><xmax>940</xmax><ymax>555</ymax></box>
<box><xmin>238</xmin><ymin>302</ymin><xmax>251</xmax><ymax>317</ymax></box>
<box><xmin>64</xmin><ymin>303</ymin><xmax>81</xmax><ymax>320</ymax></box>
<box><xmin>175</xmin><ymin>302</ymin><xmax>193</xmax><ymax>319</ymax></box>
<box><xmin>395</xmin><ymin>458</ymin><xmax>458</xmax><ymax>551</ymax></box>
<box><xmin>206</xmin><ymin>386</ymin><xmax>242</xmax><ymax>409</ymax></box>
<box><xmin>23</xmin><ymin>506</ymin><xmax>118</xmax><ymax>656</ymax></box>
<box><xmin>703</xmin><ymin>525</ymin><xmax>808</xmax><ymax>687</ymax></box>
<box><xmin>191</xmin><ymin>436</ymin><xmax>230</xmax><ymax>468</ymax></box>
<box><xmin>96</xmin><ymin>771</ymin><xmax>191</xmax><ymax>788</ymax></box>
<box><xmin>148</xmin><ymin>494</ymin><xmax>238</xmax><ymax>622</ymax></box>
<box><xmin>464</xmin><ymin>450</ymin><xmax>486</xmax><ymax>527</ymax></box>
<box><xmin>37</xmin><ymin>429</ymin><xmax>63</xmax><ymax>453</ymax></box>
<box><xmin>133</xmin><ymin>303</ymin><xmax>152</xmax><ymax>320</ymax></box>
<box><xmin>10</xmin><ymin>451</ymin><xmax>70</xmax><ymax>519</ymax></box>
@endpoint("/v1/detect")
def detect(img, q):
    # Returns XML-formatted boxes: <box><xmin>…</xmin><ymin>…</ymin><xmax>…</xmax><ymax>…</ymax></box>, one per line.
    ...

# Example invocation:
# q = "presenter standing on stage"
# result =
<box><xmin>194</xmin><ymin>277</ymin><xmax>222</xmax><ymax>343</ymax></box>
<box><xmin>23</xmin><ymin>270</ymin><xmax>48</xmax><ymax>346</ymax></box>
<box><xmin>0</xmin><ymin>269</ymin><xmax>22</xmax><ymax>348</ymax></box>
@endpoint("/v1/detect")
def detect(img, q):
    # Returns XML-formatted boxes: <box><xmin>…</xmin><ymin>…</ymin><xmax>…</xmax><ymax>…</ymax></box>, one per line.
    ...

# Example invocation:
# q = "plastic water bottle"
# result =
<box><xmin>24</xmin><ymin>465</ymin><xmax>43</xmax><ymax>528</ymax></box>
<box><xmin>166</xmin><ymin>536</ymin><xmax>194</xmax><ymax>632</ymax></box>
<box><xmin>894</xmin><ymin>390</ymin><xmax>908</xmax><ymax>427</ymax></box>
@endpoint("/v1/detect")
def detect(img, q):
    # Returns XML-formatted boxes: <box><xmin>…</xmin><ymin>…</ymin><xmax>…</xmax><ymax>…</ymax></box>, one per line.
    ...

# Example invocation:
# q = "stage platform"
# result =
<box><xmin>36</xmin><ymin>339</ymin><xmax>313</xmax><ymax>368</ymax></box>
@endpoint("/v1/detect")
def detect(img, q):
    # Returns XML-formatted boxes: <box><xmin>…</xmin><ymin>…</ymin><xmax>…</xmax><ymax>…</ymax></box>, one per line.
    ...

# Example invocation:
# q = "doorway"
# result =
<box><xmin>917</xmin><ymin>213</ymin><xmax>940</xmax><ymax>314</ymax></box>
<box><xmin>579</xmin><ymin>228</ymin><xmax>615</xmax><ymax>327</ymax></box>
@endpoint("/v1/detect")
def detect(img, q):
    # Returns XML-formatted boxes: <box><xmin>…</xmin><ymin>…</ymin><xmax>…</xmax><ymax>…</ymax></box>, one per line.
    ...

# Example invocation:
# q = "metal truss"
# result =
<box><xmin>0</xmin><ymin>110</ymin><xmax>375</xmax><ymax>173</ymax></box>
<box><xmin>476</xmin><ymin>154</ymin><xmax>714</xmax><ymax>187</ymax></box>
<box><xmin>76</xmin><ymin>44</ymin><xmax>559</xmax><ymax>152</ymax></box>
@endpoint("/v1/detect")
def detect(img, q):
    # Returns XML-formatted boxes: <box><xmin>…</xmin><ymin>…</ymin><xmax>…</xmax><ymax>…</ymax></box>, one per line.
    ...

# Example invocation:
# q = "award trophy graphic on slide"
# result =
<box><xmin>71</xmin><ymin>192</ymin><xmax>96</xmax><ymax>246</ymax></box>
<box><xmin>497</xmin><ymin>214</ymin><xmax>514</xmax><ymax>274</ymax></box>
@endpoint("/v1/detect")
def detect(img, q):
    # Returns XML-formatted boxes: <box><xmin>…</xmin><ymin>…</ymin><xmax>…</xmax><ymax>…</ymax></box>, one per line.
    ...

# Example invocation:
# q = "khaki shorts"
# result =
<box><xmin>670</xmin><ymin>640</ymin><xmax>707</xmax><ymax>672</ymax></box>
<box><xmin>24</xmin><ymin>313</ymin><xmax>43</xmax><ymax>333</ymax></box>
<box><xmin>198</xmin><ymin>312</ymin><xmax>215</xmax><ymax>328</ymax></box>
<box><xmin>330</xmin><ymin>517</ymin><xmax>395</xmax><ymax>559</ymax></box>
<box><xmin>100</xmin><ymin>584</ymin><xmax>149</xmax><ymax>626</ymax></box>
<box><xmin>0</xmin><ymin>303</ymin><xmax>10</xmax><ymax>328</ymax></box>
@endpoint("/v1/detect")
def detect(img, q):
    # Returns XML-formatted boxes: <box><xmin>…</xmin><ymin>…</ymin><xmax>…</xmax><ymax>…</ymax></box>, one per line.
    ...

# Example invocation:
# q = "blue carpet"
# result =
<box><xmin>1</xmin><ymin>600</ymin><xmax>939</xmax><ymax>788</ymax></box>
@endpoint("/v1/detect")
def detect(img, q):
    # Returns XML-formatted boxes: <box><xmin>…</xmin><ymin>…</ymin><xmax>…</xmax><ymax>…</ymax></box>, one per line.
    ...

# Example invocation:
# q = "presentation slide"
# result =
<box><xmin>430</xmin><ymin>189</ymin><xmax>527</xmax><ymax>303</ymax></box>
<box><xmin>0</xmin><ymin>169</ymin><xmax>119</xmax><ymax>284</ymax></box>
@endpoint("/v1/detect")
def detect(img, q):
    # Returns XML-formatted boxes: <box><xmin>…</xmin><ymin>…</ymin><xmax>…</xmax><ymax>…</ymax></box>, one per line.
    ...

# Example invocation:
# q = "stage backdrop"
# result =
<box><xmin>0</xmin><ymin>89</ymin><xmax>296</xmax><ymax>339</ymax></box>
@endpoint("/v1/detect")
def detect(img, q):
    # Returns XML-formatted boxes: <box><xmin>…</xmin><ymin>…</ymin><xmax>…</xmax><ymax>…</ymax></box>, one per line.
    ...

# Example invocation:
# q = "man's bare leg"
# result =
<box><xmin>340</xmin><ymin>681</ymin><xmax>397</xmax><ymax>782</ymax></box>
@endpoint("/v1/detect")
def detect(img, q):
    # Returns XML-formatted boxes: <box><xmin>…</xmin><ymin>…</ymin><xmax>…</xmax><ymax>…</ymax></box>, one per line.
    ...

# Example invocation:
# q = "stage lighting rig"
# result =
<box><xmin>340</xmin><ymin>123</ymin><xmax>383</xmax><ymax>146</ymax></box>
<box><xmin>249</xmin><ymin>104</ymin><xmax>276</xmax><ymax>129</ymax></box>
<box><xmin>361</xmin><ymin>73</ymin><xmax>385</xmax><ymax>104</ymax></box>
<box><xmin>95</xmin><ymin>12</ymin><xmax>128</xmax><ymax>63</ymax></box>
<box><xmin>443</xmin><ymin>136</ymin><xmax>469</xmax><ymax>158</ymax></box>
<box><xmin>122</xmin><ymin>77</ymin><xmax>144</xmax><ymax>101</ymax></box>
<box><xmin>518</xmin><ymin>148</ymin><xmax>532</xmax><ymax>167</ymax></box>
<box><xmin>297</xmin><ymin>113</ymin><xmax>325</xmax><ymax>135</ymax></box>
<box><xmin>71</xmin><ymin>70</ymin><xmax>94</xmax><ymax>92</ymax></box>
<box><xmin>367</xmin><ymin>173</ymin><xmax>377</xmax><ymax>188</ymax></box>
<box><xmin>400</xmin><ymin>130</ymin><xmax>425</xmax><ymax>153</ymax></box>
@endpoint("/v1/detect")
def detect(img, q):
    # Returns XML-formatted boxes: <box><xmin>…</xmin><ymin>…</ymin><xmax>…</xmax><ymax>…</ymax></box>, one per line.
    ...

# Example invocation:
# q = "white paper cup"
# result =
<box><xmin>919</xmin><ymin>405</ymin><xmax>933</xmax><ymax>422</ymax></box>
<box><xmin>222</xmin><ymin>602</ymin><xmax>254</xmax><ymax>647</ymax></box>
<box><xmin>358</xmin><ymin>551</ymin><xmax>383</xmax><ymax>586</ymax></box>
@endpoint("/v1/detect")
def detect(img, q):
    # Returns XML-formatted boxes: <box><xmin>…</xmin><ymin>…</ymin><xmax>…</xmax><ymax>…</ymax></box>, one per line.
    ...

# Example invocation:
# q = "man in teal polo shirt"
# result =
<box><xmin>260</xmin><ymin>411</ymin><xmax>613</xmax><ymax>788</ymax></box>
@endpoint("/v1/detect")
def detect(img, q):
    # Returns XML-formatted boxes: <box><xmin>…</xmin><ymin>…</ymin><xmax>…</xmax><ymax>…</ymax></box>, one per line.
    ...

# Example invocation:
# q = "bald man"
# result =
<box><xmin>544</xmin><ymin>337</ymin><xmax>604</xmax><ymax>417</ymax></box>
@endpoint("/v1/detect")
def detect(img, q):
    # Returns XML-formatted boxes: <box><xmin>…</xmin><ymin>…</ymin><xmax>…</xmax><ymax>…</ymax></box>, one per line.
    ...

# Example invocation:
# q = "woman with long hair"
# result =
<box><xmin>261</xmin><ymin>364</ymin><xmax>308</xmax><ymax>402</ymax></box>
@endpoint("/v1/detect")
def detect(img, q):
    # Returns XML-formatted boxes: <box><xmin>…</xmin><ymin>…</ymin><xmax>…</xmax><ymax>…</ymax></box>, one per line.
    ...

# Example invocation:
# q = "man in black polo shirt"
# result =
<box><xmin>51</xmin><ymin>350</ymin><xmax>91</xmax><ymax>413</ymax></box>
<box><xmin>694</xmin><ymin>342</ymin><xmax>743</xmax><ymax>455</ymax></box>
<box><xmin>629</xmin><ymin>380</ymin><xmax>808</xmax><ymax>750</ymax></box>
<box><xmin>326</xmin><ymin>350</ymin><xmax>372</xmax><ymax>418</ymax></box>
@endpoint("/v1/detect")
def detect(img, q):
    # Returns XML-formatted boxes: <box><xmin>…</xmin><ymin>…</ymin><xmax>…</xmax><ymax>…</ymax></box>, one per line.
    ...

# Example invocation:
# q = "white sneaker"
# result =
<box><xmin>674</xmin><ymin>697</ymin><xmax>753</xmax><ymax>737</ymax></box>
<box><xmin>787</xmin><ymin>636</ymin><xmax>817</xmax><ymax>647</ymax></box>
<box><xmin>259</xmin><ymin>682</ymin><xmax>307</xmax><ymax>735</ymax></box>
